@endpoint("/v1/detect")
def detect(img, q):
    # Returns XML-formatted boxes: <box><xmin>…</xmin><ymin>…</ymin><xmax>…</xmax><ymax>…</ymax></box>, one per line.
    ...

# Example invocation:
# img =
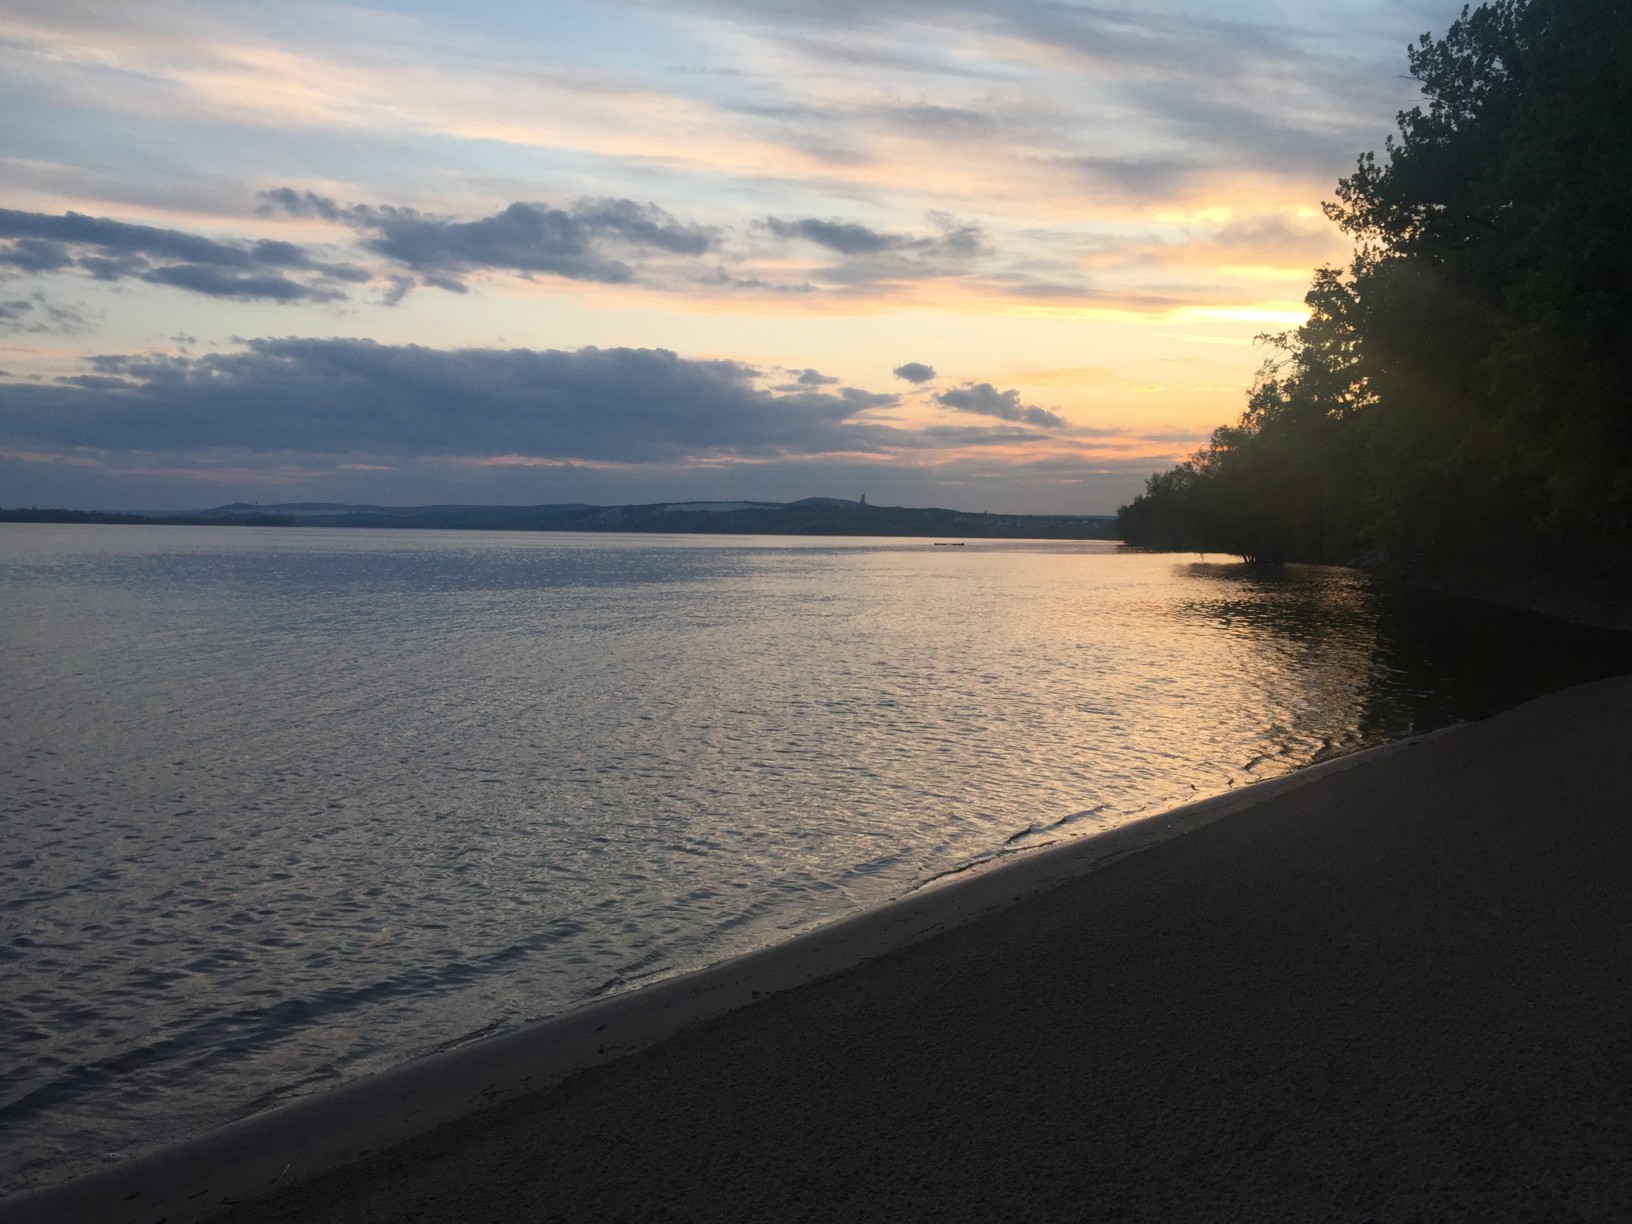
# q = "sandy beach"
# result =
<box><xmin>11</xmin><ymin>675</ymin><xmax>1631</xmax><ymax>1223</ymax></box>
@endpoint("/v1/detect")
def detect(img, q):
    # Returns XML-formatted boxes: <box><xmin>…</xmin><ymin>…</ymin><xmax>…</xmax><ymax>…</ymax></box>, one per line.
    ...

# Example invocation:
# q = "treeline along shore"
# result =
<box><xmin>1116</xmin><ymin>0</ymin><xmax>1632</xmax><ymax>618</ymax></box>
<box><xmin>0</xmin><ymin>499</ymin><xmax>1120</xmax><ymax>540</ymax></box>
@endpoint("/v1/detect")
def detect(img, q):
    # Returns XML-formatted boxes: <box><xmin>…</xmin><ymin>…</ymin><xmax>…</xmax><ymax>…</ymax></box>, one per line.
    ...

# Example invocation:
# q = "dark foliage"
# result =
<box><xmin>1119</xmin><ymin>0</ymin><xmax>1632</xmax><ymax>577</ymax></box>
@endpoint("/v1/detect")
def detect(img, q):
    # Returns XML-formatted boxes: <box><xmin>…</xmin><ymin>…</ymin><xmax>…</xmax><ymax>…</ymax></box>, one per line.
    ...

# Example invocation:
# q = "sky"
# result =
<box><xmin>0</xmin><ymin>0</ymin><xmax>1463</xmax><ymax>514</ymax></box>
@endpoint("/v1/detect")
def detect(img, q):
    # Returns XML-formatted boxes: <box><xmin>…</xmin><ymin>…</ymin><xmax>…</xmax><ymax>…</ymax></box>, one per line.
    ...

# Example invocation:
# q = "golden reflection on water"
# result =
<box><xmin>1171</xmin><ymin>561</ymin><xmax>1385</xmax><ymax>771</ymax></box>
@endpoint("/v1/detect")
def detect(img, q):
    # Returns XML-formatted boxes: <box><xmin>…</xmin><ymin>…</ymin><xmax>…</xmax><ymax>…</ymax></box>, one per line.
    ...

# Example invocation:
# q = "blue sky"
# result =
<box><xmin>0</xmin><ymin>0</ymin><xmax>1461</xmax><ymax>512</ymax></box>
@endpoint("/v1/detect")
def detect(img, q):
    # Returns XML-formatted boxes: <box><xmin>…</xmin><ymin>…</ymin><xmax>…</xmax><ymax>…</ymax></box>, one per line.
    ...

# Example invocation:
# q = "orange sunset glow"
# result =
<box><xmin>0</xmin><ymin>0</ymin><xmax>1462</xmax><ymax>513</ymax></box>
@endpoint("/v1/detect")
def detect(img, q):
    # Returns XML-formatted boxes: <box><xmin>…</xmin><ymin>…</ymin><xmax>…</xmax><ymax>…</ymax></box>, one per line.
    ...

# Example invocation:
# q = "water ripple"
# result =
<box><xmin>2</xmin><ymin>526</ymin><xmax>1627</xmax><ymax>1192</ymax></box>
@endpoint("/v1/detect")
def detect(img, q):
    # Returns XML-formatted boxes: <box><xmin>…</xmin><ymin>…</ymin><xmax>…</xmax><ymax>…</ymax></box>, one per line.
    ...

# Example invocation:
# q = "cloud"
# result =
<box><xmin>878</xmin><ymin>104</ymin><xmax>993</xmax><ymax>134</ymax></box>
<box><xmin>255</xmin><ymin>188</ymin><xmax>344</xmax><ymax>222</ymax></box>
<box><xmin>0</xmin><ymin>208</ymin><xmax>366</xmax><ymax>302</ymax></box>
<box><xmin>893</xmin><ymin>362</ymin><xmax>936</xmax><ymax>384</ymax></box>
<box><xmin>839</xmin><ymin>386</ymin><xmax>895</xmax><ymax>407</ymax></box>
<box><xmin>258</xmin><ymin>190</ymin><xmax>1001</xmax><ymax>299</ymax></box>
<box><xmin>659</xmin><ymin>0</ymin><xmax>1423</xmax><ymax>209</ymax></box>
<box><xmin>905</xmin><ymin>424</ymin><xmax>1060</xmax><ymax>448</ymax></box>
<box><xmin>1</xmin><ymin>338</ymin><xmax>909</xmax><ymax>464</ymax></box>
<box><xmin>354</xmin><ymin>202</ymin><xmax>638</xmax><ymax>286</ymax></box>
<box><xmin>771</xmin><ymin>367</ymin><xmax>841</xmax><ymax>390</ymax></box>
<box><xmin>573</xmin><ymin>198</ymin><xmax>715</xmax><ymax>255</ymax></box>
<box><xmin>935</xmin><ymin>382</ymin><xmax>1065</xmax><ymax>429</ymax></box>
<box><xmin>0</xmin><ymin>236</ymin><xmax>76</xmax><ymax>274</ymax></box>
<box><xmin>259</xmin><ymin>190</ymin><xmax>715</xmax><ymax>292</ymax></box>
<box><xmin>0</xmin><ymin>291</ymin><xmax>89</xmax><ymax>334</ymax></box>
<box><xmin>763</xmin><ymin>217</ymin><xmax>900</xmax><ymax>255</ymax></box>
<box><xmin>0</xmin><ymin>191</ymin><xmax>1056</xmax><ymax>313</ymax></box>
<box><xmin>1068</xmin><ymin>156</ymin><xmax>1199</xmax><ymax>201</ymax></box>
<box><xmin>760</xmin><ymin>212</ymin><xmax>987</xmax><ymax>284</ymax></box>
<box><xmin>140</xmin><ymin>264</ymin><xmax>342</xmax><ymax>303</ymax></box>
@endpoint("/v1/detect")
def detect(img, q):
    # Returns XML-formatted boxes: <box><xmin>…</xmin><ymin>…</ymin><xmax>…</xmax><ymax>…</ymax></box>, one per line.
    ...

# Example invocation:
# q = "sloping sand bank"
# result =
<box><xmin>12</xmin><ymin>677</ymin><xmax>1632</xmax><ymax>1223</ymax></box>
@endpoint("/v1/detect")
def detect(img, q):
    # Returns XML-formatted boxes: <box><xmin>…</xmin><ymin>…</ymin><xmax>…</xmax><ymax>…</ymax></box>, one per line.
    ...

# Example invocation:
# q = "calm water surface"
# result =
<box><xmin>2</xmin><ymin>524</ymin><xmax>1627</xmax><ymax>1192</ymax></box>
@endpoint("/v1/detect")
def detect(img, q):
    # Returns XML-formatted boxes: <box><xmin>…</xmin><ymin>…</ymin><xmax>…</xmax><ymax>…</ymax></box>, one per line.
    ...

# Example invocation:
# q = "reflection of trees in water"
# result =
<box><xmin>1170</xmin><ymin>562</ymin><xmax>1386</xmax><ymax>776</ymax></box>
<box><xmin>1364</xmin><ymin>584</ymin><xmax>1632</xmax><ymax>727</ymax></box>
<box><xmin>1179</xmin><ymin>562</ymin><xmax>1378</xmax><ymax>644</ymax></box>
<box><xmin>1170</xmin><ymin>561</ymin><xmax>1632</xmax><ymax>772</ymax></box>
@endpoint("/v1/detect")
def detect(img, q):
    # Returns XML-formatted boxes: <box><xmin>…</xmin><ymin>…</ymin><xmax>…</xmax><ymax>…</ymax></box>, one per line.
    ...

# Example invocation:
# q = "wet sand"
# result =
<box><xmin>13</xmin><ymin>676</ymin><xmax>1632</xmax><ymax>1223</ymax></box>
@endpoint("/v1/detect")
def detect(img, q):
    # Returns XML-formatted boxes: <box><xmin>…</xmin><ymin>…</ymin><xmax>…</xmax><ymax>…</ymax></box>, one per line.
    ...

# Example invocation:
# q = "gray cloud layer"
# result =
<box><xmin>0</xmin><ymin>335</ymin><xmax>1171</xmax><ymax>512</ymax></box>
<box><xmin>2</xmin><ymin>339</ymin><xmax>908</xmax><ymax>464</ymax></box>
<box><xmin>936</xmin><ymin>382</ymin><xmax>1064</xmax><ymax>428</ymax></box>
<box><xmin>1</xmin><ymin>191</ymin><xmax>1058</xmax><ymax>313</ymax></box>
<box><xmin>763</xmin><ymin>217</ymin><xmax>901</xmax><ymax>254</ymax></box>
<box><xmin>259</xmin><ymin>190</ymin><xmax>715</xmax><ymax>292</ymax></box>
<box><xmin>770</xmin><ymin>367</ymin><xmax>841</xmax><ymax>390</ymax></box>
<box><xmin>761</xmin><ymin>213</ymin><xmax>986</xmax><ymax>283</ymax></box>
<box><xmin>893</xmin><ymin>362</ymin><xmax>936</xmax><ymax>383</ymax></box>
<box><xmin>257</xmin><ymin>191</ymin><xmax>998</xmax><ymax>296</ymax></box>
<box><xmin>0</xmin><ymin>208</ymin><xmax>367</xmax><ymax>302</ymax></box>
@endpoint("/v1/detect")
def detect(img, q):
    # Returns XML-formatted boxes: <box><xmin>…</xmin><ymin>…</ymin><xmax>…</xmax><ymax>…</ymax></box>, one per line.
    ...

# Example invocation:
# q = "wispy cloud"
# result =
<box><xmin>0</xmin><ymin>290</ymin><xmax>90</xmax><ymax>334</ymax></box>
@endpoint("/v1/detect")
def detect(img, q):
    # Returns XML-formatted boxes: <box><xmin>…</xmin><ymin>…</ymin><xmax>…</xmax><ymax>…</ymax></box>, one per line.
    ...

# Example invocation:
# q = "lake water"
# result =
<box><xmin>2</xmin><ymin>524</ymin><xmax>1627</xmax><ymax>1194</ymax></box>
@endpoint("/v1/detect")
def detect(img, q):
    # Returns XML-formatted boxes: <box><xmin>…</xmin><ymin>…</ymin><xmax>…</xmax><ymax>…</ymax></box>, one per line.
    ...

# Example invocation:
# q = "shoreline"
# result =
<box><xmin>2</xmin><ymin>729</ymin><xmax>1457</xmax><ymax>1224</ymax></box>
<box><xmin>221</xmin><ymin>673</ymin><xmax>1632</xmax><ymax>1220</ymax></box>
<box><xmin>11</xmin><ymin>675</ymin><xmax>1632</xmax><ymax>1221</ymax></box>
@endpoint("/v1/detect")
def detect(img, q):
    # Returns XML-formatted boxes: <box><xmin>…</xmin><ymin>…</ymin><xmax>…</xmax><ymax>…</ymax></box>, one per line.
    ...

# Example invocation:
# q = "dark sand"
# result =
<box><xmin>19</xmin><ymin>677</ymin><xmax>1632</xmax><ymax>1223</ymax></box>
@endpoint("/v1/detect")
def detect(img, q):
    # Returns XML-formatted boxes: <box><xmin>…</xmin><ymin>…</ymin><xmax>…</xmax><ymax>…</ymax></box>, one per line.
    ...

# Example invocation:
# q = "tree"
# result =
<box><xmin>1121</xmin><ymin>0</ymin><xmax>1632</xmax><ymax>577</ymax></box>
<box><xmin>1119</xmin><ymin>270</ymin><xmax>1373</xmax><ymax>563</ymax></box>
<box><xmin>1327</xmin><ymin>0</ymin><xmax>1632</xmax><ymax>552</ymax></box>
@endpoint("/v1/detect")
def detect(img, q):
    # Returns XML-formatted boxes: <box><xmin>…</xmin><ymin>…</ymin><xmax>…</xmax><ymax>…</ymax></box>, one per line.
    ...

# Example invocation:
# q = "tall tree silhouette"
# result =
<box><xmin>1121</xmin><ymin>0</ymin><xmax>1632</xmax><ymax>577</ymax></box>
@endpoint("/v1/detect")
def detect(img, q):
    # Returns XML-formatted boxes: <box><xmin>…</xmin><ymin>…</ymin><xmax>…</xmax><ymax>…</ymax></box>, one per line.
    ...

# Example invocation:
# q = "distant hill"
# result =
<box><xmin>193</xmin><ymin>501</ymin><xmax>598</xmax><ymax>528</ymax></box>
<box><xmin>2</xmin><ymin>500</ymin><xmax>1120</xmax><ymax>540</ymax></box>
<box><xmin>0</xmin><ymin>507</ymin><xmax>299</xmax><ymax>527</ymax></box>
